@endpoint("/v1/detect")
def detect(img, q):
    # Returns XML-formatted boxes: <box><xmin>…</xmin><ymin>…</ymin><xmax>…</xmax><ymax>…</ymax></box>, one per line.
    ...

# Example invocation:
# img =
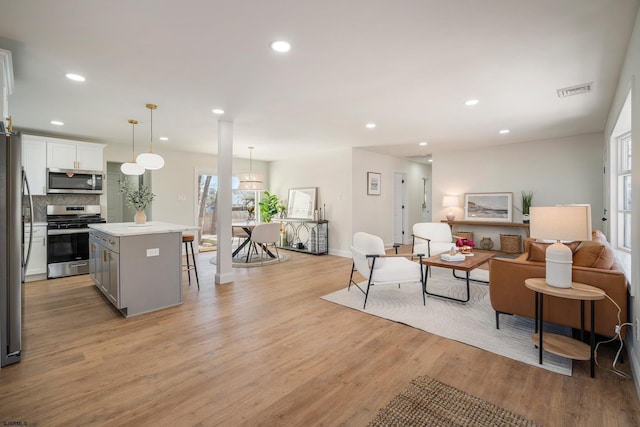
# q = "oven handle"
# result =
<box><xmin>47</xmin><ymin>229</ymin><xmax>90</xmax><ymax>236</ymax></box>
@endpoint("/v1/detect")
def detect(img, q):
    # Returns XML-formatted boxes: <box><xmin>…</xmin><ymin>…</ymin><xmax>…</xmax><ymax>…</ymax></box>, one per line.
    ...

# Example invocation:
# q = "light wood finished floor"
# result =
<box><xmin>1</xmin><ymin>250</ymin><xmax>639</xmax><ymax>426</ymax></box>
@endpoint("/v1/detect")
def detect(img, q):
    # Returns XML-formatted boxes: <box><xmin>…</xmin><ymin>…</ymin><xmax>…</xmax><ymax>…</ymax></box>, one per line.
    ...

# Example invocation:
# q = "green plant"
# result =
<box><xmin>521</xmin><ymin>191</ymin><xmax>533</xmax><ymax>215</ymax></box>
<box><xmin>258</xmin><ymin>190</ymin><xmax>279</xmax><ymax>222</ymax></box>
<box><xmin>121</xmin><ymin>179</ymin><xmax>156</xmax><ymax>211</ymax></box>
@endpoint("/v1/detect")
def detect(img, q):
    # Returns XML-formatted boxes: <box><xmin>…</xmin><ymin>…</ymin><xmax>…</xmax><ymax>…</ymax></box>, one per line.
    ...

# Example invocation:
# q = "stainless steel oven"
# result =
<box><xmin>47</xmin><ymin>205</ymin><xmax>106</xmax><ymax>278</ymax></box>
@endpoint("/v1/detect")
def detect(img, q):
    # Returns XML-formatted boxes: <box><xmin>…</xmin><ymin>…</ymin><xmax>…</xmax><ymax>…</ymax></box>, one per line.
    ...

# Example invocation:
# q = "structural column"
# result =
<box><xmin>215</xmin><ymin>120</ymin><xmax>233</xmax><ymax>284</ymax></box>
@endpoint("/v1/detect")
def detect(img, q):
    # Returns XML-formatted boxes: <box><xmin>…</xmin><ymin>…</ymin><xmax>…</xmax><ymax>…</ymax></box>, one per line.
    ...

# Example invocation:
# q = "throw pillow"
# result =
<box><xmin>526</xmin><ymin>241</ymin><xmax>580</xmax><ymax>262</ymax></box>
<box><xmin>573</xmin><ymin>241</ymin><xmax>615</xmax><ymax>269</ymax></box>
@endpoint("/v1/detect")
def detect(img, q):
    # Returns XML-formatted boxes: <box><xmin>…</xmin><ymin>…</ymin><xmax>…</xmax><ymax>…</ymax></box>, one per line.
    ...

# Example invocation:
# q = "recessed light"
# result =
<box><xmin>365</xmin><ymin>123</ymin><xmax>376</xmax><ymax>129</ymax></box>
<box><xmin>270</xmin><ymin>40</ymin><xmax>291</xmax><ymax>53</ymax></box>
<box><xmin>159</xmin><ymin>137</ymin><xmax>169</xmax><ymax>141</ymax></box>
<box><xmin>212</xmin><ymin>109</ymin><xmax>225</xmax><ymax>115</ymax></box>
<box><xmin>50</xmin><ymin>120</ymin><xmax>64</xmax><ymax>126</ymax></box>
<box><xmin>428</xmin><ymin>159</ymin><xmax>433</xmax><ymax>163</ymax></box>
<box><xmin>464</xmin><ymin>99</ymin><xmax>479</xmax><ymax>106</ymax></box>
<box><xmin>65</xmin><ymin>73</ymin><xmax>85</xmax><ymax>82</ymax></box>
<box><xmin>499</xmin><ymin>129</ymin><xmax>510</xmax><ymax>134</ymax></box>
<box><xmin>419</xmin><ymin>141</ymin><xmax>428</xmax><ymax>146</ymax></box>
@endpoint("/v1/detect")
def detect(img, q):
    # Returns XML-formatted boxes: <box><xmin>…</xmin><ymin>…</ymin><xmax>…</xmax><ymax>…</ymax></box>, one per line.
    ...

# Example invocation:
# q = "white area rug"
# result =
<box><xmin>322</xmin><ymin>267</ymin><xmax>572</xmax><ymax>375</ymax></box>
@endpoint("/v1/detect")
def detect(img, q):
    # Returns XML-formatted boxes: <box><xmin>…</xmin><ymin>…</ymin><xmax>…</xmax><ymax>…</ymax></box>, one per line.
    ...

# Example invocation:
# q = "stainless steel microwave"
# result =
<box><xmin>47</xmin><ymin>168</ymin><xmax>104</xmax><ymax>194</ymax></box>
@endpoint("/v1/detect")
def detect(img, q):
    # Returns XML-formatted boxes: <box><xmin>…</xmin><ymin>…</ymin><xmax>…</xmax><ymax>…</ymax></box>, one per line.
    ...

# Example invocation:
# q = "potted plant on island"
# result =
<box><xmin>121</xmin><ymin>179</ymin><xmax>156</xmax><ymax>224</ymax></box>
<box><xmin>521</xmin><ymin>191</ymin><xmax>533</xmax><ymax>223</ymax></box>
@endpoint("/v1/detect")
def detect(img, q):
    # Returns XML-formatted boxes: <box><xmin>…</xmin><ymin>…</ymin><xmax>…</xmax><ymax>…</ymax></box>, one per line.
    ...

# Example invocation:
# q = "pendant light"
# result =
<box><xmin>136</xmin><ymin>103</ymin><xmax>165</xmax><ymax>170</ymax></box>
<box><xmin>238</xmin><ymin>146</ymin><xmax>264</xmax><ymax>190</ymax></box>
<box><xmin>120</xmin><ymin>119</ymin><xmax>145</xmax><ymax>176</ymax></box>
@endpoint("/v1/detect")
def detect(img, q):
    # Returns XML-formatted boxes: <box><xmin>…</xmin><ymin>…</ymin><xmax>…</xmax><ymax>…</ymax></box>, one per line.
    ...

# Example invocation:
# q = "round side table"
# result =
<box><xmin>524</xmin><ymin>278</ymin><xmax>605</xmax><ymax>378</ymax></box>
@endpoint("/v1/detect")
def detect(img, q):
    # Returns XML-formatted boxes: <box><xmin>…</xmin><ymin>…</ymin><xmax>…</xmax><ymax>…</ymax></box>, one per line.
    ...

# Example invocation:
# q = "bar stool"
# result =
<box><xmin>182</xmin><ymin>234</ymin><xmax>200</xmax><ymax>289</ymax></box>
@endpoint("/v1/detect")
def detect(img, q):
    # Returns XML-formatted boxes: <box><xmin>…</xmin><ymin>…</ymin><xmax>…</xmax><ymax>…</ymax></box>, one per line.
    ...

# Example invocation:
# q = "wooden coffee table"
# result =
<box><xmin>421</xmin><ymin>251</ymin><xmax>495</xmax><ymax>303</ymax></box>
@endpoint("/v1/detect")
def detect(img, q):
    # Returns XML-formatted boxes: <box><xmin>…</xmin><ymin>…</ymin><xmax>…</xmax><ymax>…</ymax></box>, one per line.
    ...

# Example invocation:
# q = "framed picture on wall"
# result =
<box><xmin>464</xmin><ymin>192</ymin><xmax>513</xmax><ymax>222</ymax></box>
<box><xmin>367</xmin><ymin>172</ymin><xmax>381</xmax><ymax>195</ymax></box>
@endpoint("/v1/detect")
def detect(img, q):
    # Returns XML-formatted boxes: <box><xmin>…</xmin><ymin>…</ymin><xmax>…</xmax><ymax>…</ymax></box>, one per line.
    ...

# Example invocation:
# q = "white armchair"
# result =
<box><xmin>348</xmin><ymin>232</ymin><xmax>425</xmax><ymax>309</ymax></box>
<box><xmin>411</xmin><ymin>222</ymin><xmax>457</xmax><ymax>257</ymax></box>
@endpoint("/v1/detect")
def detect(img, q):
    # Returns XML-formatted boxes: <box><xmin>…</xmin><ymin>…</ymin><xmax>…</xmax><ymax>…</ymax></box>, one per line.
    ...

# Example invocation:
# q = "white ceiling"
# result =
<box><xmin>0</xmin><ymin>0</ymin><xmax>638</xmax><ymax>162</ymax></box>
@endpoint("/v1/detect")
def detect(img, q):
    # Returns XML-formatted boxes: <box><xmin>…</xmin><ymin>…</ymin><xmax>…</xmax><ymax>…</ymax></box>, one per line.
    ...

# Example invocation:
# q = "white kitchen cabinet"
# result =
<box><xmin>47</xmin><ymin>139</ymin><xmax>105</xmax><ymax>171</ymax></box>
<box><xmin>21</xmin><ymin>137</ymin><xmax>47</xmax><ymax>195</ymax></box>
<box><xmin>24</xmin><ymin>224</ymin><xmax>47</xmax><ymax>281</ymax></box>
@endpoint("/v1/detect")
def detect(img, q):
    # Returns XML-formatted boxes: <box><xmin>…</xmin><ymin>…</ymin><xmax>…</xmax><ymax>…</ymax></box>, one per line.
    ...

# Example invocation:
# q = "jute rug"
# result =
<box><xmin>322</xmin><ymin>267</ymin><xmax>572</xmax><ymax>375</ymax></box>
<box><xmin>368</xmin><ymin>376</ymin><xmax>540</xmax><ymax>427</ymax></box>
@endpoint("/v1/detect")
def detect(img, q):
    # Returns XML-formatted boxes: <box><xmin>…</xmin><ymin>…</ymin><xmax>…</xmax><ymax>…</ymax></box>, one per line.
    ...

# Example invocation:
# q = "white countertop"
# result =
<box><xmin>89</xmin><ymin>222</ymin><xmax>199</xmax><ymax>237</ymax></box>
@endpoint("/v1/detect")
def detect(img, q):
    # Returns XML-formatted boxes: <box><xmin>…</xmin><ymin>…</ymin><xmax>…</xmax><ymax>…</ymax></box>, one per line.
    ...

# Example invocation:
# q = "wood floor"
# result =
<box><xmin>1</xmin><ymin>250</ymin><xmax>639</xmax><ymax>426</ymax></box>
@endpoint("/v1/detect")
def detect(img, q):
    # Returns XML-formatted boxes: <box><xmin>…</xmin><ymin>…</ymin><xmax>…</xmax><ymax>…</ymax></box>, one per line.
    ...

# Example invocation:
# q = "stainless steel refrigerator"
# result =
<box><xmin>1</xmin><ymin>131</ymin><xmax>33</xmax><ymax>367</ymax></box>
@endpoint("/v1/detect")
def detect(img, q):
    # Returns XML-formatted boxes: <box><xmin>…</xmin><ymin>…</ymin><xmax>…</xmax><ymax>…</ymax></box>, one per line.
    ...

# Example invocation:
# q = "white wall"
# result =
<box><xmin>605</xmin><ymin>6</ymin><xmax>640</xmax><ymax>395</ymax></box>
<box><xmin>103</xmin><ymin>144</ymin><xmax>268</xmax><ymax>226</ymax></box>
<box><xmin>269</xmin><ymin>147</ymin><xmax>431</xmax><ymax>256</ymax></box>
<box><xmin>269</xmin><ymin>148</ymin><xmax>353</xmax><ymax>257</ymax></box>
<box><xmin>352</xmin><ymin>149</ymin><xmax>431</xmax><ymax>247</ymax></box>
<box><xmin>432</xmin><ymin>132</ymin><xmax>604</xmax><ymax>224</ymax></box>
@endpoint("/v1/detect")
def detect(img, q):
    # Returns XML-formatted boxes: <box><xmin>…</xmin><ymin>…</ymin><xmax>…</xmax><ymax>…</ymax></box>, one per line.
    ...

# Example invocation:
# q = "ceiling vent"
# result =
<box><xmin>557</xmin><ymin>82</ymin><xmax>593</xmax><ymax>98</ymax></box>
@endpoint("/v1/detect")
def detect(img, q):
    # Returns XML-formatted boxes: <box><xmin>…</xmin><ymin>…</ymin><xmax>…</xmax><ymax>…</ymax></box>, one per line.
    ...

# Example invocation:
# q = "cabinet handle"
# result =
<box><xmin>103</xmin><ymin>250</ymin><xmax>107</xmax><ymax>262</ymax></box>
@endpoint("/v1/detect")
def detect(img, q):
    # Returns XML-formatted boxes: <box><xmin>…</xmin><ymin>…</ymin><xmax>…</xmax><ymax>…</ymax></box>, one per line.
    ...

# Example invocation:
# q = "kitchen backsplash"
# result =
<box><xmin>26</xmin><ymin>195</ymin><xmax>101</xmax><ymax>222</ymax></box>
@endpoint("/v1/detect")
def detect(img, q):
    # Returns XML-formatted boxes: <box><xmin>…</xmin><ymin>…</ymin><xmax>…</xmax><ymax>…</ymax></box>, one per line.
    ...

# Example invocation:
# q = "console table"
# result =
<box><xmin>273</xmin><ymin>218</ymin><xmax>328</xmax><ymax>255</ymax></box>
<box><xmin>441</xmin><ymin>220</ymin><xmax>530</xmax><ymax>237</ymax></box>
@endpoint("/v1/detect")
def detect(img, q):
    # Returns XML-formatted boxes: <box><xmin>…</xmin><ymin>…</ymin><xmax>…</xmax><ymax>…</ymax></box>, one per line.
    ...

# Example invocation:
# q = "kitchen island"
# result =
<box><xmin>88</xmin><ymin>222</ymin><xmax>198</xmax><ymax>317</ymax></box>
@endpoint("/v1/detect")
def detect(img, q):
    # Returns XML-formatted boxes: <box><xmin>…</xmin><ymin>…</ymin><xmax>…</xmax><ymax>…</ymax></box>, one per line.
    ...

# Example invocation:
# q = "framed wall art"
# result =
<box><xmin>464</xmin><ymin>192</ymin><xmax>513</xmax><ymax>222</ymax></box>
<box><xmin>367</xmin><ymin>172</ymin><xmax>381</xmax><ymax>195</ymax></box>
<box><xmin>286</xmin><ymin>187</ymin><xmax>317</xmax><ymax>219</ymax></box>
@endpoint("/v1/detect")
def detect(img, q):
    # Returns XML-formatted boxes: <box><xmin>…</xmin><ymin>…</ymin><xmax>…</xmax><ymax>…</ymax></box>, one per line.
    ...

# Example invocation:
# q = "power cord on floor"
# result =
<box><xmin>583</xmin><ymin>289</ymin><xmax>633</xmax><ymax>379</ymax></box>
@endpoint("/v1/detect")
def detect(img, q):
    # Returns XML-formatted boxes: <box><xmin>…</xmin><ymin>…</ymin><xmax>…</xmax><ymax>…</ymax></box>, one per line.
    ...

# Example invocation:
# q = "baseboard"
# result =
<box><xmin>627</xmin><ymin>339</ymin><xmax>640</xmax><ymax>400</ymax></box>
<box><xmin>329</xmin><ymin>248</ymin><xmax>351</xmax><ymax>258</ymax></box>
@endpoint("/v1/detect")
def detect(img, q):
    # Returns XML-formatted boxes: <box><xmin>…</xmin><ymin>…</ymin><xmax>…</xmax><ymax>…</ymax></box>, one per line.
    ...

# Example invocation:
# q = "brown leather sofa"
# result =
<box><xmin>489</xmin><ymin>230</ymin><xmax>628</xmax><ymax>338</ymax></box>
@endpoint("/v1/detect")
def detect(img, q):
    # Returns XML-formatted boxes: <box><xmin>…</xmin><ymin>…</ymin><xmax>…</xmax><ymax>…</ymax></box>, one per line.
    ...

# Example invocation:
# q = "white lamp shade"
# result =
<box><xmin>237</xmin><ymin>172</ymin><xmax>264</xmax><ymax>190</ymax></box>
<box><xmin>442</xmin><ymin>195</ymin><xmax>460</xmax><ymax>207</ymax></box>
<box><xmin>120</xmin><ymin>162</ymin><xmax>145</xmax><ymax>176</ymax></box>
<box><xmin>529</xmin><ymin>205</ymin><xmax>592</xmax><ymax>241</ymax></box>
<box><xmin>136</xmin><ymin>152</ymin><xmax>165</xmax><ymax>170</ymax></box>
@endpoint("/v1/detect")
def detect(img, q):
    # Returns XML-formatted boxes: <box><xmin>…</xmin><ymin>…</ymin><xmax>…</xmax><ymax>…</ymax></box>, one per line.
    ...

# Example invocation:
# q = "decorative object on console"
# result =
<box><xmin>238</xmin><ymin>146</ymin><xmax>264</xmax><ymax>190</ymax></box>
<box><xmin>464</xmin><ymin>192</ymin><xmax>513</xmax><ymax>222</ymax></box>
<box><xmin>286</xmin><ymin>187</ymin><xmax>317</xmax><ymax>219</ymax></box>
<box><xmin>121</xmin><ymin>119</ymin><xmax>145</xmax><ymax>176</ymax></box>
<box><xmin>529</xmin><ymin>205</ymin><xmax>592</xmax><ymax>288</ymax></box>
<box><xmin>479</xmin><ymin>237</ymin><xmax>494</xmax><ymax>250</ymax></box>
<box><xmin>120</xmin><ymin>178</ymin><xmax>156</xmax><ymax>224</ymax></box>
<box><xmin>442</xmin><ymin>195</ymin><xmax>460</xmax><ymax>221</ymax></box>
<box><xmin>367</xmin><ymin>172</ymin><xmax>381</xmax><ymax>195</ymax></box>
<box><xmin>136</xmin><ymin>103</ymin><xmax>165</xmax><ymax>170</ymax></box>
<box><xmin>521</xmin><ymin>191</ymin><xmax>533</xmax><ymax>223</ymax></box>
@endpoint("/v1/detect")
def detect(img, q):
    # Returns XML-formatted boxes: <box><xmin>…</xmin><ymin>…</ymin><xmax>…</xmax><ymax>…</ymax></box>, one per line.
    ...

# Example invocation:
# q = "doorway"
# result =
<box><xmin>392</xmin><ymin>172</ymin><xmax>408</xmax><ymax>244</ymax></box>
<box><xmin>194</xmin><ymin>171</ymin><xmax>260</xmax><ymax>252</ymax></box>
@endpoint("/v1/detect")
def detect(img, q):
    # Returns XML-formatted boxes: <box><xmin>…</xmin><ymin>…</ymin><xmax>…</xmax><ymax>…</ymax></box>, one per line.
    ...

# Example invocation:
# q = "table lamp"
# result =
<box><xmin>442</xmin><ymin>195</ymin><xmax>460</xmax><ymax>221</ymax></box>
<box><xmin>529</xmin><ymin>205</ymin><xmax>592</xmax><ymax>288</ymax></box>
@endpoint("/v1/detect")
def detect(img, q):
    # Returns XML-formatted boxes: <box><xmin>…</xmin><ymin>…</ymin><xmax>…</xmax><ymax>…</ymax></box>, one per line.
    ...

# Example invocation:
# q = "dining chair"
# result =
<box><xmin>249</xmin><ymin>222</ymin><xmax>281</xmax><ymax>264</ymax></box>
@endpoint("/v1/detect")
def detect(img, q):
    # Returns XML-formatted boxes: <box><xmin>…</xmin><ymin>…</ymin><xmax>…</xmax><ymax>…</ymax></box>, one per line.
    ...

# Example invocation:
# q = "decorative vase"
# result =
<box><xmin>479</xmin><ymin>237</ymin><xmax>494</xmax><ymax>250</ymax></box>
<box><xmin>522</xmin><ymin>213</ymin><xmax>530</xmax><ymax>224</ymax></box>
<box><xmin>134</xmin><ymin>210</ymin><xmax>147</xmax><ymax>224</ymax></box>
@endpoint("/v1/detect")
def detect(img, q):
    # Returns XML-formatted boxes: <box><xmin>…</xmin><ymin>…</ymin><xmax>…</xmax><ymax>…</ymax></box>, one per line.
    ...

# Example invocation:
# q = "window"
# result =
<box><xmin>195</xmin><ymin>174</ymin><xmax>259</xmax><ymax>249</ymax></box>
<box><xmin>616</xmin><ymin>132</ymin><xmax>632</xmax><ymax>250</ymax></box>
